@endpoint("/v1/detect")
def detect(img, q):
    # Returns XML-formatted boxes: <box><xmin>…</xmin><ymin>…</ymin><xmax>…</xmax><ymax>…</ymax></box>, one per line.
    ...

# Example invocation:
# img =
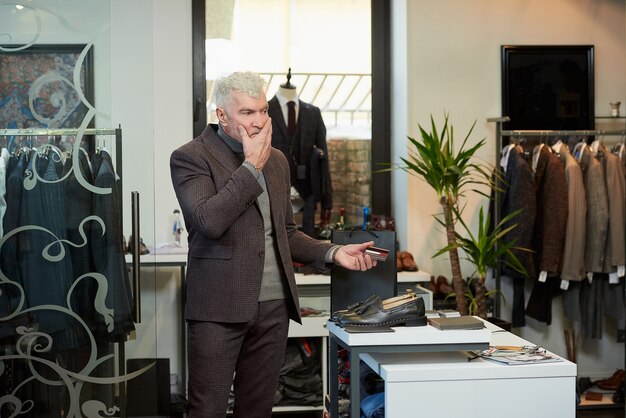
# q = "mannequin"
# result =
<box><xmin>268</xmin><ymin>68</ymin><xmax>333</xmax><ymax>238</ymax></box>
<box><xmin>276</xmin><ymin>85</ymin><xmax>298</xmax><ymax>102</ymax></box>
<box><xmin>172</xmin><ymin>209</ymin><xmax>183</xmax><ymax>244</ymax></box>
<box><xmin>276</xmin><ymin>68</ymin><xmax>298</xmax><ymax>102</ymax></box>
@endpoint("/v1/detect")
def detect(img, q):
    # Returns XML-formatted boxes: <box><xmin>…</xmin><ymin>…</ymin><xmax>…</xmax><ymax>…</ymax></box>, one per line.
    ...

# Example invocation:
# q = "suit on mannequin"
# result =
<box><xmin>268</xmin><ymin>77</ymin><xmax>332</xmax><ymax>237</ymax></box>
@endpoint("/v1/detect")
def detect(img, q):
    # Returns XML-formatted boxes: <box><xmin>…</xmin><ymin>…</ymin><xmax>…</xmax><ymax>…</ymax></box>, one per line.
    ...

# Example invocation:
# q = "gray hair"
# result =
<box><xmin>214</xmin><ymin>71</ymin><xmax>266</xmax><ymax>110</ymax></box>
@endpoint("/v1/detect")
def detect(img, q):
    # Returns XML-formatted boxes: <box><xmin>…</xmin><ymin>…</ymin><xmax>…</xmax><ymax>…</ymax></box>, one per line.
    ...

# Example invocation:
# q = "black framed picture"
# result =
<box><xmin>501</xmin><ymin>45</ymin><xmax>594</xmax><ymax>130</ymax></box>
<box><xmin>0</xmin><ymin>44</ymin><xmax>94</xmax><ymax>152</ymax></box>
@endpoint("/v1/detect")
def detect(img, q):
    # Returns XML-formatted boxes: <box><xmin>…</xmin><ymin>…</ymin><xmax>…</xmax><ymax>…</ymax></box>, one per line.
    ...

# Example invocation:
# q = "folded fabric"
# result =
<box><xmin>360</xmin><ymin>391</ymin><xmax>385</xmax><ymax>418</ymax></box>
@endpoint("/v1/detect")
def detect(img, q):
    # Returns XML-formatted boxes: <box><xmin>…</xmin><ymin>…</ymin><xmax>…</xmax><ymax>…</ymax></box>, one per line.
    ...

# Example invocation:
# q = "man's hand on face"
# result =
<box><xmin>240</xmin><ymin>117</ymin><xmax>272</xmax><ymax>171</ymax></box>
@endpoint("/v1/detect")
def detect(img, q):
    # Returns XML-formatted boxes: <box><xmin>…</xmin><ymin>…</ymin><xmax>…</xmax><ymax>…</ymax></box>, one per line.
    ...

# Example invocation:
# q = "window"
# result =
<box><xmin>192</xmin><ymin>0</ymin><xmax>391</xmax><ymax>227</ymax></box>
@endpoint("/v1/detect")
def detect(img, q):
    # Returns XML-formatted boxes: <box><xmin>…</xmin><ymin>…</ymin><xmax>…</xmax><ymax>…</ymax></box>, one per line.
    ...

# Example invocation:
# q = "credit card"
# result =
<box><xmin>364</xmin><ymin>246</ymin><xmax>389</xmax><ymax>261</ymax></box>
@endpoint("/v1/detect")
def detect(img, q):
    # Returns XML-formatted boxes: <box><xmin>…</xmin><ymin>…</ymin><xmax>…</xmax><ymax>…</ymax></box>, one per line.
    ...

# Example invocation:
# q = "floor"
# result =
<box><xmin>164</xmin><ymin>406</ymin><xmax>624</xmax><ymax>417</ymax></box>
<box><xmin>271</xmin><ymin>406</ymin><xmax>626</xmax><ymax>418</ymax></box>
<box><xmin>172</xmin><ymin>408</ymin><xmax>622</xmax><ymax>418</ymax></box>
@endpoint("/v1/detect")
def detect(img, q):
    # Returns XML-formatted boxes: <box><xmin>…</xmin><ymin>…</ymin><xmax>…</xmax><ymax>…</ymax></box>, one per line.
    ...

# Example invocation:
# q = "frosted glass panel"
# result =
<box><xmin>0</xmin><ymin>2</ymin><xmax>158</xmax><ymax>417</ymax></box>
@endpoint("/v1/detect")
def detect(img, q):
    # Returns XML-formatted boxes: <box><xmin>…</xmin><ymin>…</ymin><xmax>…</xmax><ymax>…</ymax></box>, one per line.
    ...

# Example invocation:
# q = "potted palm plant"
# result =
<box><xmin>393</xmin><ymin>114</ymin><xmax>491</xmax><ymax>315</ymax></box>
<box><xmin>435</xmin><ymin>206</ymin><xmax>527</xmax><ymax>319</ymax></box>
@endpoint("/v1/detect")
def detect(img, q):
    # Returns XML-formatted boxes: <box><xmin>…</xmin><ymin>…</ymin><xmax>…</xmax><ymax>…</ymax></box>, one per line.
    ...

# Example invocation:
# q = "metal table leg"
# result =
<box><xmin>329</xmin><ymin>336</ymin><xmax>339</xmax><ymax>418</ymax></box>
<box><xmin>349</xmin><ymin>347</ymin><xmax>361</xmax><ymax>418</ymax></box>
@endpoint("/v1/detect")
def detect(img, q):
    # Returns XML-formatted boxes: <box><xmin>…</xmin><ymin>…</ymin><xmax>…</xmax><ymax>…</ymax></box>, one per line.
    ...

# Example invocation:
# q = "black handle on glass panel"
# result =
<box><xmin>131</xmin><ymin>191</ymin><xmax>141</xmax><ymax>323</ymax></box>
<box><xmin>193</xmin><ymin>97</ymin><xmax>202</xmax><ymax>122</ymax></box>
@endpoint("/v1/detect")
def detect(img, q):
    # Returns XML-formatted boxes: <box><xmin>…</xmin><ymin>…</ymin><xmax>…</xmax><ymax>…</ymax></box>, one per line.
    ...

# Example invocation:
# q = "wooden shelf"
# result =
<box><xmin>577</xmin><ymin>391</ymin><xmax>623</xmax><ymax>410</ymax></box>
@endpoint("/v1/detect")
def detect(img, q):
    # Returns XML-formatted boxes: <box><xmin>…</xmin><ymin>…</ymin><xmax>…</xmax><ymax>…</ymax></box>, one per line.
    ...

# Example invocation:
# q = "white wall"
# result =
<box><xmin>110</xmin><ymin>0</ymin><xmax>192</xmax><ymax>380</ymax></box>
<box><xmin>391</xmin><ymin>0</ymin><xmax>409</xmax><ymax>249</ymax></box>
<box><xmin>393</xmin><ymin>0</ymin><xmax>626</xmax><ymax>378</ymax></box>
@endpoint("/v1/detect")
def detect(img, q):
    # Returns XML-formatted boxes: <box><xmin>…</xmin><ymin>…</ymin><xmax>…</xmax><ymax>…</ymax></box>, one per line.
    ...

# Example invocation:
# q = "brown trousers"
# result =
<box><xmin>186</xmin><ymin>299</ymin><xmax>290</xmax><ymax>418</ymax></box>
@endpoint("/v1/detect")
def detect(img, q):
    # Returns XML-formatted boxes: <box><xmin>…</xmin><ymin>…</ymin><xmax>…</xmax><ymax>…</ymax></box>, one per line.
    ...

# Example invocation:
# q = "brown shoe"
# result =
<box><xmin>436</xmin><ymin>275</ymin><xmax>453</xmax><ymax>295</ymax></box>
<box><xmin>429</xmin><ymin>275</ymin><xmax>438</xmax><ymax>293</ymax></box>
<box><xmin>598</xmin><ymin>369</ymin><xmax>625</xmax><ymax>391</ymax></box>
<box><xmin>396</xmin><ymin>251</ymin><xmax>404</xmax><ymax>272</ymax></box>
<box><xmin>400</xmin><ymin>251</ymin><xmax>418</xmax><ymax>271</ymax></box>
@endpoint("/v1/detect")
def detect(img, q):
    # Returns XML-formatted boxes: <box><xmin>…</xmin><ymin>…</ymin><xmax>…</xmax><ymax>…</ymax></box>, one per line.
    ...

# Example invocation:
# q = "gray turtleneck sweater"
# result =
<box><xmin>217</xmin><ymin>125</ymin><xmax>288</xmax><ymax>301</ymax></box>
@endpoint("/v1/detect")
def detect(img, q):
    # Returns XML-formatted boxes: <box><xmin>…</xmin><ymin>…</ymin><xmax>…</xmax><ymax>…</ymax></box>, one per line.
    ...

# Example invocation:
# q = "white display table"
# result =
<box><xmin>337</xmin><ymin>320</ymin><xmax>577</xmax><ymax>418</ymax></box>
<box><xmin>129</xmin><ymin>253</ymin><xmax>439</xmax><ymax>414</ymax></box>
<box><xmin>327</xmin><ymin>320</ymin><xmax>492</xmax><ymax>418</ymax></box>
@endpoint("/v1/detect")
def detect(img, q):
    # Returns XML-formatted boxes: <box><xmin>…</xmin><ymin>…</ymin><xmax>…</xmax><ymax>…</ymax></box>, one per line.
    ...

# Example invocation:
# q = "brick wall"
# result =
<box><xmin>326</xmin><ymin>137</ymin><xmax>371</xmax><ymax>227</ymax></box>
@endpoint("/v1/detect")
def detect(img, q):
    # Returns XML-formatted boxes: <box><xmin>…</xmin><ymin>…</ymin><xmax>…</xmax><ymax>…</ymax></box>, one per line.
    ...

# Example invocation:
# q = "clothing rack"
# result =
<box><xmin>0</xmin><ymin>126</ymin><xmax>132</xmax><ymax>310</ymax></box>
<box><xmin>490</xmin><ymin>116</ymin><xmax>626</xmax><ymax>415</ymax></box>
<box><xmin>0</xmin><ymin>125</ymin><xmax>135</xmax><ymax>416</ymax></box>
<box><xmin>0</xmin><ymin>126</ymin><xmax>123</xmax><ymax>191</ymax></box>
<box><xmin>489</xmin><ymin>116</ymin><xmax>626</xmax><ymax>317</ymax></box>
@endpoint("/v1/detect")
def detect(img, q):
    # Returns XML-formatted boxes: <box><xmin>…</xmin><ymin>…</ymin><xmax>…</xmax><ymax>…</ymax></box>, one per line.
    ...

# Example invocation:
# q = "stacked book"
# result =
<box><xmin>428</xmin><ymin>315</ymin><xmax>485</xmax><ymax>330</ymax></box>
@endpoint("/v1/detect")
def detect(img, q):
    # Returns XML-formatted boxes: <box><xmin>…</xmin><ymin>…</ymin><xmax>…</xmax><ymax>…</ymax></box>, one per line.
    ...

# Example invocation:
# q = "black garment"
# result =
<box><xmin>275</xmin><ymin>339</ymin><xmax>322</xmax><ymax>407</ymax></box>
<box><xmin>1</xmin><ymin>153</ymin><xmax>27</xmax><ymax>315</ymax></box>
<box><xmin>0</xmin><ymin>154</ymin><xmax>24</xmax><ymax>327</ymax></box>
<box><xmin>66</xmin><ymin>151</ymin><xmax>98</xmax><ymax>330</ymax></box>
<box><xmin>500</xmin><ymin>147</ymin><xmax>536</xmax><ymax>328</ymax></box>
<box><xmin>525</xmin><ymin>277</ymin><xmax>561</xmax><ymax>325</ymax></box>
<box><xmin>580</xmin><ymin>276</ymin><xmax>604</xmax><ymax>339</ymax></box>
<box><xmin>18</xmin><ymin>153</ymin><xmax>80</xmax><ymax>349</ymax></box>
<box><xmin>91</xmin><ymin>149</ymin><xmax>135</xmax><ymax>341</ymax></box>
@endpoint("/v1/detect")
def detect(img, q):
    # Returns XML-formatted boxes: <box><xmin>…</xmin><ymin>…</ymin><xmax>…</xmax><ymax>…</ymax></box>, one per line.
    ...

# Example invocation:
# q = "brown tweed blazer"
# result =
<box><xmin>532</xmin><ymin>145</ymin><xmax>568</xmax><ymax>276</ymax></box>
<box><xmin>170</xmin><ymin>124</ymin><xmax>333</xmax><ymax>324</ymax></box>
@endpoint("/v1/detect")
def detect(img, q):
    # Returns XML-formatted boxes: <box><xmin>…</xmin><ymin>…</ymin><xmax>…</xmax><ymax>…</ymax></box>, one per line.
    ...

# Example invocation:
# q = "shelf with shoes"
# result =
<box><xmin>576</xmin><ymin>370</ymin><xmax>625</xmax><ymax>412</ymax></box>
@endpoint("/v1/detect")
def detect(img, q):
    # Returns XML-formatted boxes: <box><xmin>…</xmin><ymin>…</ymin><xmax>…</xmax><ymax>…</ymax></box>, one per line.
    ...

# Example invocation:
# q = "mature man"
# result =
<box><xmin>170</xmin><ymin>71</ymin><xmax>376</xmax><ymax>417</ymax></box>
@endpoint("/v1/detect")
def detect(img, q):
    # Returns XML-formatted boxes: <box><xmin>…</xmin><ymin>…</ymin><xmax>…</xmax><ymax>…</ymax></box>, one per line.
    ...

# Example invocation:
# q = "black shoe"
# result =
<box><xmin>577</xmin><ymin>377</ymin><xmax>593</xmax><ymax>395</ymax></box>
<box><xmin>334</xmin><ymin>293</ymin><xmax>419</xmax><ymax>323</ymax></box>
<box><xmin>338</xmin><ymin>296</ymin><xmax>426</xmax><ymax>328</ymax></box>
<box><xmin>330</xmin><ymin>295</ymin><xmax>380</xmax><ymax>322</ymax></box>
<box><xmin>613</xmin><ymin>381</ymin><xmax>625</xmax><ymax>404</ymax></box>
<box><xmin>127</xmin><ymin>235</ymin><xmax>150</xmax><ymax>255</ymax></box>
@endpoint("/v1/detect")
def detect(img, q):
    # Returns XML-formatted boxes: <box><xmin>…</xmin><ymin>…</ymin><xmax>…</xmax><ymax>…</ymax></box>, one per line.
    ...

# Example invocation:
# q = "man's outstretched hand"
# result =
<box><xmin>334</xmin><ymin>241</ymin><xmax>378</xmax><ymax>271</ymax></box>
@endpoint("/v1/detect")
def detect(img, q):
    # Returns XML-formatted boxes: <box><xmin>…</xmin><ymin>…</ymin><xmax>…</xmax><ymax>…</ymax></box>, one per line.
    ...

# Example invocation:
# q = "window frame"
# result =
<box><xmin>191</xmin><ymin>0</ymin><xmax>391</xmax><ymax>214</ymax></box>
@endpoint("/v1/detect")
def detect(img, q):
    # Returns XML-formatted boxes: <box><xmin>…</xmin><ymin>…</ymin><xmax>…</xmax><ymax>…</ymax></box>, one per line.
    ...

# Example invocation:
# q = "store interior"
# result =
<box><xmin>0</xmin><ymin>0</ymin><xmax>625</xmax><ymax>417</ymax></box>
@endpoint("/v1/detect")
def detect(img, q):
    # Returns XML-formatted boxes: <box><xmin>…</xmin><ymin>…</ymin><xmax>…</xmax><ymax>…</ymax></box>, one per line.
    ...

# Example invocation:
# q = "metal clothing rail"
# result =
<box><xmin>0</xmin><ymin>128</ymin><xmax>118</xmax><ymax>136</ymax></box>
<box><xmin>487</xmin><ymin>117</ymin><xmax>626</xmax><ymax>139</ymax></box>
<box><xmin>0</xmin><ymin>126</ymin><xmax>124</xmax><ymax>197</ymax></box>
<box><xmin>488</xmin><ymin>117</ymin><xmax>626</xmax><ymax>319</ymax></box>
<box><xmin>501</xmin><ymin>129</ymin><xmax>626</xmax><ymax>137</ymax></box>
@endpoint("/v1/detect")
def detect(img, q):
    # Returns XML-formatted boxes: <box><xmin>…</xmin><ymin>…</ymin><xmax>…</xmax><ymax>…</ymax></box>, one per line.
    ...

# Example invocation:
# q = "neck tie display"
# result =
<box><xmin>287</xmin><ymin>101</ymin><xmax>296</xmax><ymax>135</ymax></box>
